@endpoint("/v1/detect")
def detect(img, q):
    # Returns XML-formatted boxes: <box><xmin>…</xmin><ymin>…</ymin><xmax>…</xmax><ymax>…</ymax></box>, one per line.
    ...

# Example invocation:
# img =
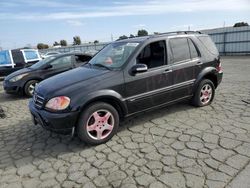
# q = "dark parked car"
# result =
<box><xmin>0</xmin><ymin>49</ymin><xmax>41</xmax><ymax>77</ymax></box>
<box><xmin>3</xmin><ymin>53</ymin><xmax>92</xmax><ymax>97</ymax></box>
<box><xmin>29</xmin><ymin>31</ymin><xmax>223</xmax><ymax>145</ymax></box>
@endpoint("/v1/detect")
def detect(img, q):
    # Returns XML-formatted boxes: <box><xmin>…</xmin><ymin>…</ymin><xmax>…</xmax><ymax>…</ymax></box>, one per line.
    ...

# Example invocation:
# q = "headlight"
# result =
<box><xmin>9</xmin><ymin>73</ymin><xmax>28</xmax><ymax>82</ymax></box>
<box><xmin>45</xmin><ymin>96</ymin><xmax>70</xmax><ymax>111</ymax></box>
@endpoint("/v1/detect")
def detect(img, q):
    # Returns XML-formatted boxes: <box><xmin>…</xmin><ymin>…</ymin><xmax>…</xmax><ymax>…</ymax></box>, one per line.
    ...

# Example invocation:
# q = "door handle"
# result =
<box><xmin>197</xmin><ymin>62</ymin><xmax>203</xmax><ymax>65</ymax></box>
<box><xmin>163</xmin><ymin>69</ymin><xmax>173</xmax><ymax>73</ymax></box>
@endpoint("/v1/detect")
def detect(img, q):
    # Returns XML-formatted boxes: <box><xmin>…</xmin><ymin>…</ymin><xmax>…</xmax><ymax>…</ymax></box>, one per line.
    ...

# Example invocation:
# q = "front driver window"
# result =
<box><xmin>136</xmin><ymin>40</ymin><xmax>166</xmax><ymax>69</ymax></box>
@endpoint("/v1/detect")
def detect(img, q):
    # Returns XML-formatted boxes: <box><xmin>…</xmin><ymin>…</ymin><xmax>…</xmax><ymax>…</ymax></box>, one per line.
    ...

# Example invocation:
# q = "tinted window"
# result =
<box><xmin>198</xmin><ymin>36</ymin><xmax>218</xmax><ymax>55</ymax></box>
<box><xmin>169</xmin><ymin>38</ymin><xmax>190</xmax><ymax>63</ymax></box>
<box><xmin>24</xmin><ymin>50</ymin><xmax>39</xmax><ymax>60</ymax></box>
<box><xmin>50</xmin><ymin>56</ymin><xmax>72</xmax><ymax>68</ymax></box>
<box><xmin>188</xmin><ymin>39</ymin><xmax>199</xmax><ymax>59</ymax></box>
<box><xmin>11</xmin><ymin>50</ymin><xmax>25</xmax><ymax>66</ymax></box>
<box><xmin>75</xmin><ymin>55</ymin><xmax>92</xmax><ymax>64</ymax></box>
<box><xmin>137</xmin><ymin>40</ymin><xmax>166</xmax><ymax>69</ymax></box>
<box><xmin>30</xmin><ymin>56</ymin><xmax>56</xmax><ymax>69</ymax></box>
<box><xmin>0</xmin><ymin>50</ymin><xmax>12</xmax><ymax>66</ymax></box>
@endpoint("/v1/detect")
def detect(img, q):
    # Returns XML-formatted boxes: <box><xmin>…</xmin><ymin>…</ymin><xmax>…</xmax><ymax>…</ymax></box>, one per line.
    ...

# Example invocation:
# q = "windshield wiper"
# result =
<box><xmin>93</xmin><ymin>63</ymin><xmax>111</xmax><ymax>70</ymax></box>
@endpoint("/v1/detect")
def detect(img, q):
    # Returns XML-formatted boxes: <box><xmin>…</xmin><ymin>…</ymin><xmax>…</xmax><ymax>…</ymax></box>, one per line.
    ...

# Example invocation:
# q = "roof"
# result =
<box><xmin>54</xmin><ymin>52</ymin><xmax>93</xmax><ymax>57</ymax></box>
<box><xmin>114</xmin><ymin>31</ymin><xmax>205</xmax><ymax>43</ymax></box>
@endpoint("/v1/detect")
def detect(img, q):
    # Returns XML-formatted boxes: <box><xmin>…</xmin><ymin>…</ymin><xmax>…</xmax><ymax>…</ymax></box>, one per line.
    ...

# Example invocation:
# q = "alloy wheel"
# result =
<box><xmin>200</xmin><ymin>84</ymin><xmax>213</xmax><ymax>105</ymax></box>
<box><xmin>86</xmin><ymin>109</ymin><xmax>114</xmax><ymax>140</ymax></box>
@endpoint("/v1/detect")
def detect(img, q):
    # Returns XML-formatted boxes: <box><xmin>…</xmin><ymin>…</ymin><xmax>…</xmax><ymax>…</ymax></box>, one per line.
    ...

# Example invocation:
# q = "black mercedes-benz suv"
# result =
<box><xmin>29</xmin><ymin>31</ymin><xmax>223</xmax><ymax>145</ymax></box>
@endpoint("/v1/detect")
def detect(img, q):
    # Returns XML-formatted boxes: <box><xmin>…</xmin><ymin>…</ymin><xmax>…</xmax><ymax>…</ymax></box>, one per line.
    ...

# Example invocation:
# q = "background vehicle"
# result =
<box><xmin>29</xmin><ymin>31</ymin><xmax>223</xmax><ymax>145</ymax></box>
<box><xmin>41</xmin><ymin>51</ymin><xmax>61</xmax><ymax>59</ymax></box>
<box><xmin>4</xmin><ymin>52</ymin><xmax>92</xmax><ymax>97</ymax></box>
<box><xmin>0</xmin><ymin>49</ymin><xmax>41</xmax><ymax>77</ymax></box>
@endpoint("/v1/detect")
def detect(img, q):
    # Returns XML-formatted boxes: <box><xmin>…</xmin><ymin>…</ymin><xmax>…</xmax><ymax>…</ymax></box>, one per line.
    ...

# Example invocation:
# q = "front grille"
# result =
<box><xmin>33</xmin><ymin>92</ymin><xmax>45</xmax><ymax>109</ymax></box>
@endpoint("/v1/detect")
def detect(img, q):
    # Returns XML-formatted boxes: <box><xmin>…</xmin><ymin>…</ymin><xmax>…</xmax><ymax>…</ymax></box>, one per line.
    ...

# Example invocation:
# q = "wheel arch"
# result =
<box><xmin>194</xmin><ymin>67</ymin><xmax>218</xmax><ymax>92</ymax></box>
<box><xmin>76</xmin><ymin>90</ymin><xmax>128</xmax><ymax>121</ymax></box>
<box><xmin>23</xmin><ymin>78</ymin><xmax>43</xmax><ymax>94</ymax></box>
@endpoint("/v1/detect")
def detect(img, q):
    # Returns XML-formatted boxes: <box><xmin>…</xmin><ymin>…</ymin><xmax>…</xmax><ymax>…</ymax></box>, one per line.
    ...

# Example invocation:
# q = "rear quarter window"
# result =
<box><xmin>198</xmin><ymin>36</ymin><xmax>218</xmax><ymax>55</ymax></box>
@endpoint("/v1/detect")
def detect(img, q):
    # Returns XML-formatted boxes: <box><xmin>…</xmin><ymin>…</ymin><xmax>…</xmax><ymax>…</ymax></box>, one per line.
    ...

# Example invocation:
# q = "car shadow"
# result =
<box><xmin>0</xmin><ymin>100</ymin><xmax>194</xmax><ymax>170</ymax></box>
<box><xmin>0</xmin><ymin>92</ymin><xmax>29</xmax><ymax>103</ymax></box>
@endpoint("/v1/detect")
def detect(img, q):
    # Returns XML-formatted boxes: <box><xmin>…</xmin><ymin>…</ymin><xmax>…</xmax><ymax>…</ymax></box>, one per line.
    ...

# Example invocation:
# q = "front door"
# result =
<box><xmin>41</xmin><ymin>55</ymin><xmax>73</xmax><ymax>79</ymax></box>
<box><xmin>124</xmin><ymin>40</ymin><xmax>173</xmax><ymax>114</ymax></box>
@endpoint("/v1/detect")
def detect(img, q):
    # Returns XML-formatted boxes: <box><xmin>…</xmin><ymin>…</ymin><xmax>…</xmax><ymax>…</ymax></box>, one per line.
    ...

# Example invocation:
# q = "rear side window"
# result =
<box><xmin>0</xmin><ymin>50</ymin><xmax>12</xmax><ymax>66</ymax></box>
<box><xmin>169</xmin><ymin>38</ymin><xmax>190</xmax><ymax>63</ymax></box>
<box><xmin>188</xmin><ymin>38</ymin><xmax>199</xmax><ymax>59</ymax></box>
<box><xmin>24</xmin><ymin>50</ymin><xmax>39</xmax><ymax>60</ymax></box>
<box><xmin>198</xmin><ymin>36</ymin><xmax>218</xmax><ymax>55</ymax></box>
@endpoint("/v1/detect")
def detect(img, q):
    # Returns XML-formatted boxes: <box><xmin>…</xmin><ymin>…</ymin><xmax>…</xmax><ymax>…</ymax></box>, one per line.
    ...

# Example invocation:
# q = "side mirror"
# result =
<box><xmin>131</xmin><ymin>64</ymin><xmax>148</xmax><ymax>73</ymax></box>
<box><xmin>43</xmin><ymin>64</ymin><xmax>53</xmax><ymax>69</ymax></box>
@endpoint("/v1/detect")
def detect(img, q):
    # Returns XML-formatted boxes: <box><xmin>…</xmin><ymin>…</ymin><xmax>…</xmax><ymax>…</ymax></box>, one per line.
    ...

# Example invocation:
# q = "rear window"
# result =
<box><xmin>198</xmin><ymin>36</ymin><xmax>218</xmax><ymax>55</ymax></box>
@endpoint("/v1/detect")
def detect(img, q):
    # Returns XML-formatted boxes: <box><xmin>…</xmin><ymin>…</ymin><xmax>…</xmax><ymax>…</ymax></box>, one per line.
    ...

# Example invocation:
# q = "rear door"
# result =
<box><xmin>168</xmin><ymin>37</ymin><xmax>201</xmax><ymax>100</ymax></box>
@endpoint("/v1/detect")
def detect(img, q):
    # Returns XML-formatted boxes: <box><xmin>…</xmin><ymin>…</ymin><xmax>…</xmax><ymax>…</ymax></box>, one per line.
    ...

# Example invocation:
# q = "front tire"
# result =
<box><xmin>192</xmin><ymin>79</ymin><xmax>215</xmax><ymax>107</ymax></box>
<box><xmin>24</xmin><ymin>80</ymin><xmax>39</xmax><ymax>97</ymax></box>
<box><xmin>77</xmin><ymin>102</ymin><xmax>119</xmax><ymax>145</ymax></box>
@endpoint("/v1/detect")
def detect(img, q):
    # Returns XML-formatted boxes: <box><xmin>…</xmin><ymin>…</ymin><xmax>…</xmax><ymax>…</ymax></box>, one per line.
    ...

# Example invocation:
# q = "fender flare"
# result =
<box><xmin>74</xmin><ymin>89</ymin><xmax>128</xmax><ymax>116</ymax></box>
<box><xmin>193</xmin><ymin>67</ymin><xmax>217</xmax><ymax>92</ymax></box>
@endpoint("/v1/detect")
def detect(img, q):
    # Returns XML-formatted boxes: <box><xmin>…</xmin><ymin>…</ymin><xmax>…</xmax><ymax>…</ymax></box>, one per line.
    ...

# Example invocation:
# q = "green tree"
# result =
<box><xmin>60</xmin><ymin>40</ymin><xmax>67</xmax><ymax>46</ymax></box>
<box><xmin>129</xmin><ymin>34</ymin><xmax>135</xmax><ymax>38</ymax></box>
<box><xmin>37</xmin><ymin>43</ymin><xmax>49</xmax><ymax>49</ymax></box>
<box><xmin>53</xmin><ymin>41</ymin><xmax>60</xmax><ymax>46</ymax></box>
<box><xmin>154</xmin><ymin>32</ymin><xmax>160</xmax><ymax>35</ymax></box>
<box><xmin>94</xmin><ymin>40</ymin><xmax>99</xmax><ymax>44</ymax></box>
<box><xmin>118</xmin><ymin>35</ymin><xmax>128</xmax><ymax>40</ymax></box>
<box><xmin>137</xmin><ymin>29</ymin><xmax>148</xmax><ymax>36</ymax></box>
<box><xmin>233</xmin><ymin>22</ymin><xmax>249</xmax><ymax>27</ymax></box>
<box><xmin>73</xmin><ymin>36</ymin><xmax>81</xmax><ymax>45</ymax></box>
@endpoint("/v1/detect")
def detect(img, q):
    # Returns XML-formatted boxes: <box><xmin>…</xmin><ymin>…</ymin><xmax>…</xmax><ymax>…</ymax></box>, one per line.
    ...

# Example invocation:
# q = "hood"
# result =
<box><xmin>36</xmin><ymin>66</ymin><xmax>109</xmax><ymax>96</ymax></box>
<box><xmin>5</xmin><ymin>68</ymin><xmax>32</xmax><ymax>80</ymax></box>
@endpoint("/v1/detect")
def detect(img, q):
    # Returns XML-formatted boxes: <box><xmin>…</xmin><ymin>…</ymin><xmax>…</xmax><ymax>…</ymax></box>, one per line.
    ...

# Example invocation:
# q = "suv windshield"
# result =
<box><xmin>31</xmin><ymin>56</ymin><xmax>56</xmax><ymax>69</ymax></box>
<box><xmin>88</xmin><ymin>42</ymin><xmax>139</xmax><ymax>69</ymax></box>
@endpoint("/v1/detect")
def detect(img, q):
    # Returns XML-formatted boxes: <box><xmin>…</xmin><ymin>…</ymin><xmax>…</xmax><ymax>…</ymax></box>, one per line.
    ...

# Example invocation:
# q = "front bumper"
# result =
<box><xmin>29</xmin><ymin>100</ymin><xmax>79</xmax><ymax>134</ymax></box>
<box><xmin>3</xmin><ymin>80</ymin><xmax>22</xmax><ymax>94</ymax></box>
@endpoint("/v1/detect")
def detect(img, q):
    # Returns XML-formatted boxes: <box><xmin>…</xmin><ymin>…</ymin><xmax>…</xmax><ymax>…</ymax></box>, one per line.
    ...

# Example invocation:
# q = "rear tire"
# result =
<box><xmin>24</xmin><ymin>80</ymin><xmax>39</xmax><ymax>97</ymax></box>
<box><xmin>77</xmin><ymin>102</ymin><xmax>119</xmax><ymax>145</ymax></box>
<box><xmin>192</xmin><ymin>79</ymin><xmax>215</xmax><ymax>107</ymax></box>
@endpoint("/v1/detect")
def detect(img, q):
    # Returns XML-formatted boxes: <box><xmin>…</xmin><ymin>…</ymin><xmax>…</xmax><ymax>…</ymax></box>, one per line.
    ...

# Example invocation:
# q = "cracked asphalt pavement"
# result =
<box><xmin>0</xmin><ymin>56</ymin><xmax>250</xmax><ymax>188</ymax></box>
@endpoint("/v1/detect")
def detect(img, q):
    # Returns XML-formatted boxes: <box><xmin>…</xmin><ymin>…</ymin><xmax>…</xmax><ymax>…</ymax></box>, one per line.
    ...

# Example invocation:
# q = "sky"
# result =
<box><xmin>0</xmin><ymin>0</ymin><xmax>250</xmax><ymax>49</ymax></box>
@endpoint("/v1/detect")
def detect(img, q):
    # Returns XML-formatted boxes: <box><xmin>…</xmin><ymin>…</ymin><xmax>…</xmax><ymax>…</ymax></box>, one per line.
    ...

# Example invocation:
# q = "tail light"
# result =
<box><xmin>216</xmin><ymin>62</ymin><xmax>222</xmax><ymax>73</ymax></box>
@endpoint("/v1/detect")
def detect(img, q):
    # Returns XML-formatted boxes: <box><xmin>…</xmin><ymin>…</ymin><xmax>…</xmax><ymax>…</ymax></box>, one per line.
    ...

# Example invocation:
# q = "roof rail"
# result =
<box><xmin>150</xmin><ymin>30</ymin><xmax>203</xmax><ymax>37</ymax></box>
